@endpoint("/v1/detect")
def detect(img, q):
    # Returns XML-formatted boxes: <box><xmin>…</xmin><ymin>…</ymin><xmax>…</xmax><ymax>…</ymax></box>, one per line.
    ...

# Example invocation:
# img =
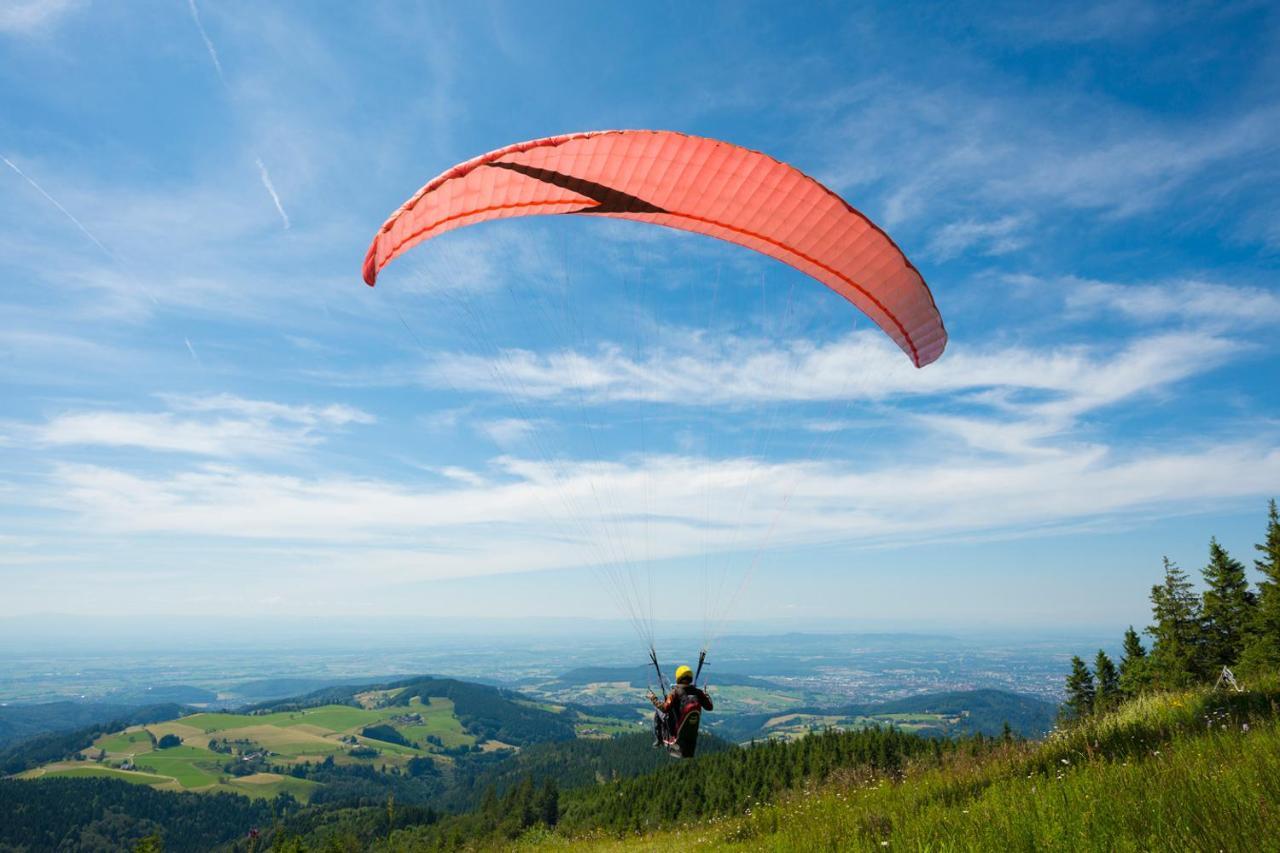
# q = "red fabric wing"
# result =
<box><xmin>363</xmin><ymin>130</ymin><xmax>946</xmax><ymax>367</ymax></box>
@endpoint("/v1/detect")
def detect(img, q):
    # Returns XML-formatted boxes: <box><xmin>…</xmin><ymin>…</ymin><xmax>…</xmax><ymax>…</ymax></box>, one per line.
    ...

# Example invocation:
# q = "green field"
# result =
<box><xmin>397</xmin><ymin>698</ymin><xmax>474</xmax><ymax>748</ymax></box>
<box><xmin>758</xmin><ymin>709</ymin><xmax>951</xmax><ymax>740</ymax></box>
<box><xmin>41</xmin><ymin>765</ymin><xmax>172</xmax><ymax>786</ymax></box>
<box><xmin>221</xmin><ymin>773</ymin><xmax>322</xmax><ymax>802</ymax></box>
<box><xmin>28</xmin><ymin>687</ymin><xmax>641</xmax><ymax>804</ymax></box>
<box><xmin>95</xmin><ymin>729</ymin><xmax>154</xmax><ymax>753</ymax></box>
<box><xmin>575</xmin><ymin>712</ymin><xmax>645</xmax><ymax>738</ymax></box>
<box><xmin>32</xmin><ymin>699</ymin><xmax>478</xmax><ymax>796</ymax></box>
<box><xmin>134</xmin><ymin>745</ymin><xmax>225</xmax><ymax>788</ymax></box>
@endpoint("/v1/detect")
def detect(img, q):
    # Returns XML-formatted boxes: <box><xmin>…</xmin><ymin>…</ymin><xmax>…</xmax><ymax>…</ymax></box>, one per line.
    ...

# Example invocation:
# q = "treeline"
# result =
<box><xmin>0</xmin><ymin>701</ymin><xmax>174</xmax><ymax>749</ymax></box>
<box><xmin>250</xmin><ymin>676</ymin><xmax>576</xmax><ymax>746</ymax></box>
<box><xmin>380</xmin><ymin>726</ymin><xmax>956</xmax><ymax>850</ymax></box>
<box><xmin>251</xmin><ymin>726</ymin><xmax>962</xmax><ymax>851</ymax></box>
<box><xmin>437</xmin><ymin>731</ymin><xmax>733</xmax><ymax>812</ymax></box>
<box><xmin>0</xmin><ymin>777</ymin><xmax>286</xmax><ymax>853</ymax></box>
<box><xmin>393</xmin><ymin>678</ymin><xmax>576</xmax><ymax>745</ymax></box>
<box><xmin>0</xmin><ymin>704</ymin><xmax>183</xmax><ymax>775</ymax></box>
<box><xmin>281</xmin><ymin>756</ymin><xmax>446</xmax><ymax>807</ymax></box>
<box><xmin>1064</xmin><ymin>499</ymin><xmax>1280</xmax><ymax>718</ymax></box>
<box><xmin>556</xmin><ymin>726</ymin><xmax>942</xmax><ymax>834</ymax></box>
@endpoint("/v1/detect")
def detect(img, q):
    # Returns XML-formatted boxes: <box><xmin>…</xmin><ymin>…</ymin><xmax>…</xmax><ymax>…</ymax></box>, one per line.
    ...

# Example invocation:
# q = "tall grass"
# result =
<box><xmin>536</xmin><ymin>682</ymin><xmax>1280</xmax><ymax>853</ymax></box>
<box><xmin>733</xmin><ymin>720</ymin><xmax>1279</xmax><ymax>852</ymax></box>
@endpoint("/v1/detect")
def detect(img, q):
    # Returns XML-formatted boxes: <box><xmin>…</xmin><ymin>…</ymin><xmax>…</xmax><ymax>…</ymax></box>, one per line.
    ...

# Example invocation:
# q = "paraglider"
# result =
<box><xmin>362</xmin><ymin>130</ymin><xmax>947</xmax><ymax>757</ymax></box>
<box><xmin>363</xmin><ymin>130</ymin><xmax>946</xmax><ymax>367</ymax></box>
<box><xmin>649</xmin><ymin>660</ymin><xmax>713</xmax><ymax>758</ymax></box>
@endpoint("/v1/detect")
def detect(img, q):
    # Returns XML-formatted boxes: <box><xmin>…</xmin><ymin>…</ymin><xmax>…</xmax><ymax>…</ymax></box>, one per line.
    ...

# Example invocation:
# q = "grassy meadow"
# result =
<box><xmin>520</xmin><ymin>681</ymin><xmax>1280</xmax><ymax>852</ymax></box>
<box><xmin>20</xmin><ymin>692</ymin><xmax>478</xmax><ymax>801</ymax></box>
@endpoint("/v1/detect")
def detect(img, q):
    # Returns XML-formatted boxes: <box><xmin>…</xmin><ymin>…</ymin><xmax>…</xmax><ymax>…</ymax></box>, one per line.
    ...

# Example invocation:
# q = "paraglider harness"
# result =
<box><xmin>649</xmin><ymin>649</ymin><xmax>709</xmax><ymax>758</ymax></box>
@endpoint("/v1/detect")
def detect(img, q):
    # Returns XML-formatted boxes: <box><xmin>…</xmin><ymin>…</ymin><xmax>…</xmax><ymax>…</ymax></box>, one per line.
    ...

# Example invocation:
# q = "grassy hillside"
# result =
<box><xmin>356</xmin><ymin>680</ymin><xmax>1280</xmax><ymax>852</ymax></box>
<box><xmin>583</xmin><ymin>687</ymin><xmax>1280</xmax><ymax>851</ymax></box>
<box><xmin>11</xmin><ymin>675</ymin><xmax>617</xmax><ymax>806</ymax></box>
<box><xmin>0</xmin><ymin>701</ymin><xmax>184</xmax><ymax>749</ymax></box>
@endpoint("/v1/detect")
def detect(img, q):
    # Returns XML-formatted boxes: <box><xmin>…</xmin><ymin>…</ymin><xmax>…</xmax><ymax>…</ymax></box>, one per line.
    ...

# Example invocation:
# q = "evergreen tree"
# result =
<box><xmin>1241</xmin><ymin>499</ymin><xmax>1280</xmax><ymax>675</ymax></box>
<box><xmin>1200</xmin><ymin>537</ymin><xmax>1255</xmax><ymax>668</ymax></box>
<box><xmin>1117</xmin><ymin>626</ymin><xmax>1150</xmax><ymax>696</ymax></box>
<box><xmin>1064</xmin><ymin>656</ymin><xmax>1095</xmax><ymax>720</ymax></box>
<box><xmin>537</xmin><ymin>778</ymin><xmax>559</xmax><ymax>826</ymax></box>
<box><xmin>1147</xmin><ymin>557</ymin><xmax>1205</xmax><ymax>687</ymax></box>
<box><xmin>1093</xmin><ymin>650</ymin><xmax>1120</xmax><ymax>713</ymax></box>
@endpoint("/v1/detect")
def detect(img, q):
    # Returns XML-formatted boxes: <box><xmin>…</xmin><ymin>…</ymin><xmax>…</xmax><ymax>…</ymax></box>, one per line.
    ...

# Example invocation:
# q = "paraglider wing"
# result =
<box><xmin>363</xmin><ymin>130</ymin><xmax>946</xmax><ymax>366</ymax></box>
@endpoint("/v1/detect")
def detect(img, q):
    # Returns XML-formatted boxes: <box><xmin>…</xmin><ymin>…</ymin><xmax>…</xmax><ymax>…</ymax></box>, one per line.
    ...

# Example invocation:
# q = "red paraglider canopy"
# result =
<box><xmin>363</xmin><ymin>130</ymin><xmax>946</xmax><ymax>367</ymax></box>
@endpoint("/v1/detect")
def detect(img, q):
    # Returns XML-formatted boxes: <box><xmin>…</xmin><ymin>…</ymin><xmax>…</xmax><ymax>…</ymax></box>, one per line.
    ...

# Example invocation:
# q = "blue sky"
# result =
<box><xmin>1</xmin><ymin>1</ymin><xmax>1277</xmax><ymax>640</ymax></box>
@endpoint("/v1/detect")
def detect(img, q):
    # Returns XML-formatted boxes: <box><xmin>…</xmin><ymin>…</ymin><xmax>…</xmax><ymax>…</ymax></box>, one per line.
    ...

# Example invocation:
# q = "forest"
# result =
<box><xmin>1062</xmin><ymin>499</ymin><xmax>1280</xmax><ymax>716</ymax></box>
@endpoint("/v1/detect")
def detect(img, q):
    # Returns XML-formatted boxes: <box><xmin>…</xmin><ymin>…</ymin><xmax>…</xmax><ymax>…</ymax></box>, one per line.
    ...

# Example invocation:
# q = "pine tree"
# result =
<box><xmin>1241</xmin><ymin>499</ymin><xmax>1280</xmax><ymax>675</ymax></box>
<box><xmin>1200</xmin><ymin>537</ymin><xmax>1255</xmax><ymax>668</ymax></box>
<box><xmin>1093</xmin><ymin>650</ymin><xmax>1120</xmax><ymax>713</ymax></box>
<box><xmin>1064</xmin><ymin>656</ymin><xmax>1095</xmax><ymax>720</ymax></box>
<box><xmin>1117</xmin><ymin>626</ymin><xmax>1150</xmax><ymax>696</ymax></box>
<box><xmin>1147</xmin><ymin>557</ymin><xmax>1205</xmax><ymax>687</ymax></box>
<box><xmin>537</xmin><ymin>778</ymin><xmax>559</xmax><ymax>826</ymax></box>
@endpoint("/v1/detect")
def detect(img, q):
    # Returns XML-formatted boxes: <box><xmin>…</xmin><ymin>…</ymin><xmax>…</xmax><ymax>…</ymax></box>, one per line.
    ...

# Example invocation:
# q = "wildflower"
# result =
<box><xmin>1060</xmin><ymin>758</ymin><xmax>1069</xmax><ymax>765</ymax></box>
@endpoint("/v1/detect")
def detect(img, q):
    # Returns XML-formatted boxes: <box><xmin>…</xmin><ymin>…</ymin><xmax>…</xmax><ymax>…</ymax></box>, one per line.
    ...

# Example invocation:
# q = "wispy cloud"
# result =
<box><xmin>185</xmin><ymin>1</ymin><xmax>292</xmax><ymax>232</ymax></box>
<box><xmin>1064</xmin><ymin>278</ymin><xmax>1280</xmax><ymax>326</ymax></box>
<box><xmin>812</xmin><ymin>79</ymin><xmax>1278</xmax><ymax>232</ymax></box>
<box><xmin>997</xmin><ymin>0</ymin><xmax>1177</xmax><ymax>44</ymax></box>
<box><xmin>480</xmin><ymin>417</ymin><xmax>538</xmax><ymax>447</ymax></box>
<box><xmin>34</xmin><ymin>394</ymin><xmax>374</xmax><ymax>457</ymax></box>
<box><xmin>36</xmin><ymin>440</ymin><xmax>1280</xmax><ymax>580</ymax></box>
<box><xmin>0</xmin><ymin>0</ymin><xmax>82</xmax><ymax>34</ymax></box>
<box><xmin>423</xmin><ymin>328</ymin><xmax>1239</xmax><ymax>417</ymax></box>
<box><xmin>928</xmin><ymin>215</ymin><xmax>1029</xmax><ymax>261</ymax></box>
<box><xmin>255</xmin><ymin>157</ymin><xmax>290</xmax><ymax>229</ymax></box>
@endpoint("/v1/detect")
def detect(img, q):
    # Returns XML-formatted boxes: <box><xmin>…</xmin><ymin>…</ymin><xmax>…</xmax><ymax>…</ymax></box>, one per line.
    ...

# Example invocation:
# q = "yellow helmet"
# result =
<box><xmin>674</xmin><ymin>665</ymin><xmax>693</xmax><ymax>684</ymax></box>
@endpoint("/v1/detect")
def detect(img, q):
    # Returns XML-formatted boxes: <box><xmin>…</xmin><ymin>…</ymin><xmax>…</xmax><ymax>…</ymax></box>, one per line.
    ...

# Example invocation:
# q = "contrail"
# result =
<box><xmin>185</xmin><ymin>0</ymin><xmax>289</xmax><ymax>231</ymax></box>
<box><xmin>1</xmin><ymin>154</ymin><xmax>114</xmax><ymax>260</ymax></box>
<box><xmin>184</xmin><ymin>337</ymin><xmax>203</xmax><ymax>365</ymax></box>
<box><xmin>256</xmin><ymin>158</ymin><xmax>290</xmax><ymax>229</ymax></box>
<box><xmin>187</xmin><ymin>0</ymin><xmax>225</xmax><ymax>85</ymax></box>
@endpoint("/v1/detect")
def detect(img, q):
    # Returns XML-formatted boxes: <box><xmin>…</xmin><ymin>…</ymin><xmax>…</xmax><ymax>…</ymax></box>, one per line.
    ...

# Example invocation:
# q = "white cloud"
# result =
<box><xmin>424</xmin><ymin>328</ymin><xmax>1238</xmax><ymax>411</ymax></box>
<box><xmin>480</xmin><ymin>418</ymin><xmax>537</xmax><ymax>447</ymax></box>
<box><xmin>35</xmin><ymin>394</ymin><xmax>374</xmax><ymax>457</ymax></box>
<box><xmin>998</xmin><ymin>0</ymin><xmax>1177</xmax><ymax>44</ymax></box>
<box><xmin>812</xmin><ymin>79</ymin><xmax>1278</xmax><ymax>229</ymax></box>
<box><xmin>1064</xmin><ymin>278</ymin><xmax>1280</xmax><ymax>326</ymax></box>
<box><xmin>928</xmin><ymin>215</ymin><xmax>1029</xmax><ymax>260</ymax></box>
<box><xmin>37</xmin><ymin>440</ymin><xmax>1280</xmax><ymax>581</ymax></box>
<box><xmin>163</xmin><ymin>393</ymin><xmax>373</xmax><ymax>427</ymax></box>
<box><xmin>0</xmin><ymin>0</ymin><xmax>82</xmax><ymax>34</ymax></box>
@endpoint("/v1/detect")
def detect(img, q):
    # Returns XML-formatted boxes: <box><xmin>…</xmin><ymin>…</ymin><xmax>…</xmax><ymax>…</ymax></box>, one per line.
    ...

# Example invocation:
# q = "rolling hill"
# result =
<box><xmin>713</xmin><ymin>688</ymin><xmax>1058</xmax><ymax>741</ymax></box>
<box><xmin>292</xmin><ymin>679</ymin><xmax>1280</xmax><ymax>851</ymax></box>
<box><xmin>11</xmin><ymin>675</ymin><xmax>609</xmax><ymax>805</ymax></box>
<box><xmin>2</xmin><ymin>674</ymin><xmax>1075</xmax><ymax>851</ymax></box>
